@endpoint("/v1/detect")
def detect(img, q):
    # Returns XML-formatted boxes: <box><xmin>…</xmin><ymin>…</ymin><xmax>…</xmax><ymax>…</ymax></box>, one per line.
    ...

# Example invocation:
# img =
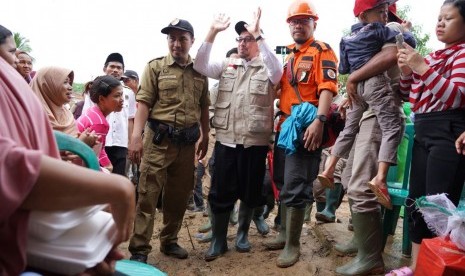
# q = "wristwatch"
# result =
<box><xmin>316</xmin><ymin>114</ymin><xmax>327</xmax><ymax>123</ymax></box>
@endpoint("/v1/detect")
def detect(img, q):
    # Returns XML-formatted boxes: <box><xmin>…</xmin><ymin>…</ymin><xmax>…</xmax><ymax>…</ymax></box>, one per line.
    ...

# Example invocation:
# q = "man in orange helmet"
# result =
<box><xmin>263</xmin><ymin>0</ymin><xmax>338</xmax><ymax>268</ymax></box>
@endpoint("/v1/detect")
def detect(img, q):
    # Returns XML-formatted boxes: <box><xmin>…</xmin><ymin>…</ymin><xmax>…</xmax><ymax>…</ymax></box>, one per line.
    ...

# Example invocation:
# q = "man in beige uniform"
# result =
<box><xmin>194</xmin><ymin>8</ymin><xmax>282</xmax><ymax>261</ymax></box>
<box><xmin>128</xmin><ymin>18</ymin><xmax>210</xmax><ymax>263</ymax></box>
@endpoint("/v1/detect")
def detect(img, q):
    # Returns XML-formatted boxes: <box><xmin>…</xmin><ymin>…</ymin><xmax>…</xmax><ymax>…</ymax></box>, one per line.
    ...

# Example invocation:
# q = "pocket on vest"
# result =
<box><xmin>212</xmin><ymin>101</ymin><xmax>231</xmax><ymax>130</ymax></box>
<box><xmin>248</xmin><ymin>105</ymin><xmax>272</xmax><ymax>133</ymax></box>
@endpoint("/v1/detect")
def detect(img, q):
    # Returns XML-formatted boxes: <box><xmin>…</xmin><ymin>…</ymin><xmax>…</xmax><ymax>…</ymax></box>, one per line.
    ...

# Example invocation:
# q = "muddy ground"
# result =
<box><xmin>118</xmin><ymin>136</ymin><xmax>409</xmax><ymax>275</ymax></box>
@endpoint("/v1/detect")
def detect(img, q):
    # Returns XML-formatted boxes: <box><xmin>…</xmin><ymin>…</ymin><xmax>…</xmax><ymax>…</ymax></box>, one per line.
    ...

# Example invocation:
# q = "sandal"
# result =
<box><xmin>385</xmin><ymin>266</ymin><xmax>413</xmax><ymax>276</ymax></box>
<box><xmin>367</xmin><ymin>181</ymin><xmax>393</xmax><ymax>210</ymax></box>
<box><xmin>317</xmin><ymin>174</ymin><xmax>335</xmax><ymax>189</ymax></box>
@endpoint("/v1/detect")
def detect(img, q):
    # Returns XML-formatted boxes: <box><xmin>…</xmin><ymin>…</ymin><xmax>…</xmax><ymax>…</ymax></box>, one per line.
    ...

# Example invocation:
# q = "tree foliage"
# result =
<box><xmin>396</xmin><ymin>6</ymin><xmax>432</xmax><ymax>56</ymax></box>
<box><xmin>14</xmin><ymin>32</ymin><xmax>32</xmax><ymax>53</ymax></box>
<box><xmin>72</xmin><ymin>83</ymin><xmax>84</xmax><ymax>94</ymax></box>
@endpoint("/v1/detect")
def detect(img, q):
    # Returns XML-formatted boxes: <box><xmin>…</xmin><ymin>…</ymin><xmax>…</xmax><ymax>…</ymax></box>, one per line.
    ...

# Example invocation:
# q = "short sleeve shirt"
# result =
<box><xmin>137</xmin><ymin>54</ymin><xmax>210</xmax><ymax>128</ymax></box>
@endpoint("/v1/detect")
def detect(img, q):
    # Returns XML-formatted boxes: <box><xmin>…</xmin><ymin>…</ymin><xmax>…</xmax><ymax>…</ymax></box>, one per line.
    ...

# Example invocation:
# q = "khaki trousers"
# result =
<box><xmin>346</xmin><ymin>116</ymin><xmax>382</xmax><ymax>213</ymax></box>
<box><xmin>129</xmin><ymin>126</ymin><xmax>195</xmax><ymax>255</ymax></box>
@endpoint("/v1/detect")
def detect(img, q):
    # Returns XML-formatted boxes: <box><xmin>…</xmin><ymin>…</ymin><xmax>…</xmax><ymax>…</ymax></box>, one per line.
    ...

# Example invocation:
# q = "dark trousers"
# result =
<box><xmin>209</xmin><ymin>142</ymin><xmax>268</xmax><ymax>214</ymax></box>
<box><xmin>407</xmin><ymin>110</ymin><xmax>465</xmax><ymax>243</ymax></box>
<box><xmin>273</xmin><ymin>132</ymin><xmax>322</xmax><ymax>209</ymax></box>
<box><xmin>105</xmin><ymin>146</ymin><xmax>128</xmax><ymax>176</ymax></box>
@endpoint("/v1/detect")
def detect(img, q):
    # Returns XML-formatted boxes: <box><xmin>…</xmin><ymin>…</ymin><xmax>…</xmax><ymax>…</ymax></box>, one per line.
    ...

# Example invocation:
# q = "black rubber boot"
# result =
<box><xmin>235</xmin><ymin>202</ymin><xmax>254</xmax><ymax>252</ymax></box>
<box><xmin>335</xmin><ymin>211</ymin><xmax>385</xmax><ymax>275</ymax></box>
<box><xmin>316</xmin><ymin>183</ymin><xmax>343</xmax><ymax>223</ymax></box>
<box><xmin>276</xmin><ymin>207</ymin><xmax>305</xmax><ymax>268</ymax></box>
<box><xmin>253</xmin><ymin>205</ymin><xmax>270</xmax><ymax>236</ymax></box>
<box><xmin>205</xmin><ymin>212</ymin><xmax>230</xmax><ymax>261</ymax></box>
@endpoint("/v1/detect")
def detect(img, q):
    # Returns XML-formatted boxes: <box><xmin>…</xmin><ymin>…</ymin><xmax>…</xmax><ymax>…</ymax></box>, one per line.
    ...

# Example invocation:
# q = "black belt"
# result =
<box><xmin>147</xmin><ymin>119</ymin><xmax>200</xmax><ymax>145</ymax></box>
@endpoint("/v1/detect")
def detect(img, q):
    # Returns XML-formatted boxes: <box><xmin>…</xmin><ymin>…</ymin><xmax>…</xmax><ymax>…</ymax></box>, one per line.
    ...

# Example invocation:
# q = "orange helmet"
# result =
<box><xmin>287</xmin><ymin>0</ymin><xmax>319</xmax><ymax>22</ymax></box>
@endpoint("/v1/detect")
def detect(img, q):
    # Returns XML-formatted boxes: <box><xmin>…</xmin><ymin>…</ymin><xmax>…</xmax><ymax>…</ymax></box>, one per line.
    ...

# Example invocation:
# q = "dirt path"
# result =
<box><xmin>118</xmin><ymin>134</ymin><xmax>361</xmax><ymax>275</ymax></box>
<box><xmin>119</xmin><ymin>197</ymin><xmax>354</xmax><ymax>276</ymax></box>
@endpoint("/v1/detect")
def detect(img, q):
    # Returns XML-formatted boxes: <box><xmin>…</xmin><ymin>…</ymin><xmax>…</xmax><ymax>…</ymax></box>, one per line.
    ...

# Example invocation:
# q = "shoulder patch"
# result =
<box><xmin>148</xmin><ymin>56</ymin><xmax>164</xmax><ymax>63</ymax></box>
<box><xmin>322</xmin><ymin>60</ymin><xmax>336</xmax><ymax>69</ymax></box>
<box><xmin>323</xmin><ymin>68</ymin><xmax>337</xmax><ymax>81</ymax></box>
<box><xmin>311</xmin><ymin>40</ymin><xmax>334</xmax><ymax>52</ymax></box>
<box><xmin>323</xmin><ymin>42</ymin><xmax>332</xmax><ymax>50</ymax></box>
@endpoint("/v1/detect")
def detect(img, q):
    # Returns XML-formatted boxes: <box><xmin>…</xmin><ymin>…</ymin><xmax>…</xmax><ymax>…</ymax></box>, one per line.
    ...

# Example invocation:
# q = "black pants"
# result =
<box><xmin>273</xmin><ymin>132</ymin><xmax>322</xmax><ymax>209</ymax></box>
<box><xmin>105</xmin><ymin>146</ymin><xmax>128</xmax><ymax>176</ymax></box>
<box><xmin>407</xmin><ymin>110</ymin><xmax>465</xmax><ymax>243</ymax></box>
<box><xmin>208</xmin><ymin>142</ymin><xmax>268</xmax><ymax>214</ymax></box>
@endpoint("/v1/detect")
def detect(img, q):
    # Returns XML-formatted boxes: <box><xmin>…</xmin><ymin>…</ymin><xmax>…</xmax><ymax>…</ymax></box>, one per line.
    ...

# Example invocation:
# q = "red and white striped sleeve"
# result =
<box><xmin>420</xmin><ymin>50</ymin><xmax>465</xmax><ymax>109</ymax></box>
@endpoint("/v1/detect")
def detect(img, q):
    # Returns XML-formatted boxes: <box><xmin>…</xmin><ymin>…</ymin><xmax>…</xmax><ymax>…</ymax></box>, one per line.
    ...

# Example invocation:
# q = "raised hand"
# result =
<box><xmin>245</xmin><ymin>7</ymin><xmax>262</xmax><ymax>38</ymax></box>
<box><xmin>211</xmin><ymin>13</ymin><xmax>231</xmax><ymax>33</ymax></box>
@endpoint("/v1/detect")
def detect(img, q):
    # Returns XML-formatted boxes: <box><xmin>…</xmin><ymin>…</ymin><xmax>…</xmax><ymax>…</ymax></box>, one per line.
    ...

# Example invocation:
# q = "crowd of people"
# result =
<box><xmin>2</xmin><ymin>0</ymin><xmax>465</xmax><ymax>275</ymax></box>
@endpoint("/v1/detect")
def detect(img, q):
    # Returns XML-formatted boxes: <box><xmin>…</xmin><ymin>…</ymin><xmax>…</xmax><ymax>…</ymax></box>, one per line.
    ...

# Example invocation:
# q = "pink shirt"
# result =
<box><xmin>76</xmin><ymin>106</ymin><xmax>111</xmax><ymax>167</ymax></box>
<box><xmin>0</xmin><ymin>58</ymin><xmax>60</xmax><ymax>275</ymax></box>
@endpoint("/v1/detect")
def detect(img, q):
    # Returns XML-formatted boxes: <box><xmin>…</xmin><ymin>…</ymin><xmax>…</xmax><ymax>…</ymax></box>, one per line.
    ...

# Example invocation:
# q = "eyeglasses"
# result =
<box><xmin>289</xmin><ymin>18</ymin><xmax>312</xmax><ymax>26</ymax></box>
<box><xmin>235</xmin><ymin>36</ymin><xmax>256</xmax><ymax>44</ymax></box>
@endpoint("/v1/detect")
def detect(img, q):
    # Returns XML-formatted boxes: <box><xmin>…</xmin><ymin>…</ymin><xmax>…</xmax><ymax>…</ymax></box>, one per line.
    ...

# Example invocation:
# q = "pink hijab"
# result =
<box><xmin>30</xmin><ymin>67</ymin><xmax>77</xmax><ymax>136</ymax></box>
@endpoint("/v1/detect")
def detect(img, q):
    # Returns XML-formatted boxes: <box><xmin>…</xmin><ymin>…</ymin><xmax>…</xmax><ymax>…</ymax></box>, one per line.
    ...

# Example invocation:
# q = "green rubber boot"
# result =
<box><xmin>229</xmin><ymin>203</ymin><xmax>238</xmax><ymax>225</ymax></box>
<box><xmin>198</xmin><ymin>230</ymin><xmax>212</xmax><ymax>243</ymax></box>
<box><xmin>304</xmin><ymin>203</ymin><xmax>312</xmax><ymax>222</ymax></box>
<box><xmin>264</xmin><ymin>203</ymin><xmax>287</xmax><ymax>250</ymax></box>
<box><xmin>334</xmin><ymin>235</ymin><xmax>357</xmax><ymax>256</ymax></box>
<box><xmin>205</xmin><ymin>212</ymin><xmax>230</xmax><ymax>261</ymax></box>
<box><xmin>335</xmin><ymin>211</ymin><xmax>385</xmax><ymax>275</ymax></box>
<box><xmin>236</xmin><ymin>202</ymin><xmax>254</xmax><ymax>252</ymax></box>
<box><xmin>276</xmin><ymin>207</ymin><xmax>305</xmax><ymax>268</ymax></box>
<box><xmin>334</xmin><ymin>199</ymin><xmax>357</xmax><ymax>255</ymax></box>
<box><xmin>316</xmin><ymin>183</ymin><xmax>343</xmax><ymax>223</ymax></box>
<box><xmin>198</xmin><ymin>204</ymin><xmax>212</xmax><ymax>233</ymax></box>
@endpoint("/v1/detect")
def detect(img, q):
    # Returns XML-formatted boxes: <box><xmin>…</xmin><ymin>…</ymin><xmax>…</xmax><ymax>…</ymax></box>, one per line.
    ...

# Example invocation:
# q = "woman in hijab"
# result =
<box><xmin>0</xmin><ymin>46</ymin><xmax>134</xmax><ymax>276</ymax></box>
<box><xmin>31</xmin><ymin>67</ymin><xmax>99</xmax><ymax>157</ymax></box>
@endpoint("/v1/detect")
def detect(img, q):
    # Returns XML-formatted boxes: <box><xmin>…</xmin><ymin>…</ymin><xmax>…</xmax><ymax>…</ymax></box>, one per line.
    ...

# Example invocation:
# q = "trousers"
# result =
<box><xmin>129</xmin><ymin>126</ymin><xmax>195</xmax><ymax>255</ymax></box>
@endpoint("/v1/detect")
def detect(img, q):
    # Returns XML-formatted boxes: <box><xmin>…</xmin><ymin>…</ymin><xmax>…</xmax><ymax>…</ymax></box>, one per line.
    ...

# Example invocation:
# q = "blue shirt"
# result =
<box><xmin>339</xmin><ymin>22</ymin><xmax>415</xmax><ymax>74</ymax></box>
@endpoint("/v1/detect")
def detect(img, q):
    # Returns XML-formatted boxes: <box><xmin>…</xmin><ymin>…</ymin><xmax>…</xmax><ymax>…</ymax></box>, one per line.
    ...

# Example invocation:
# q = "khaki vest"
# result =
<box><xmin>212</xmin><ymin>56</ymin><xmax>275</xmax><ymax>146</ymax></box>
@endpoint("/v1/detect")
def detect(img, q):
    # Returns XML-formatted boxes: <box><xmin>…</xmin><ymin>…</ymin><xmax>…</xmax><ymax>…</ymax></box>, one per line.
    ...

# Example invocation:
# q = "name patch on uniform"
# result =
<box><xmin>159</xmin><ymin>75</ymin><xmax>177</xmax><ymax>80</ymax></box>
<box><xmin>298</xmin><ymin>61</ymin><xmax>312</xmax><ymax>70</ymax></box>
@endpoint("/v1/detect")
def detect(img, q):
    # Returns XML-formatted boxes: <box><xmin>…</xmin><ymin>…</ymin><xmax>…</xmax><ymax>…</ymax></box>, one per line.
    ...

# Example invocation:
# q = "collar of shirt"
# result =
<box><xmin>287</xmin><ymin>37</ymin><xmax>315</xmax><ymax>55</ymax></box>
<box><xmin>166</xmin><ymin>53</ymin><xmax>194</xmax><ymax>67</ymax></box>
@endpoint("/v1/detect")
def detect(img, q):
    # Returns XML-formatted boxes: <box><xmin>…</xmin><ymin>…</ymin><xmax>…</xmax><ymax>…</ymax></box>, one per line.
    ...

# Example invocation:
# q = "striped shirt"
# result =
<box><xmin>399</xmin><ymin>43</ymin><xmax>465</xmax><ymax>113</ymax></box>
<box><xmin>76</xmin><ymin>105</ymin><xmax>111</xmax><ymax>167</ymax></box>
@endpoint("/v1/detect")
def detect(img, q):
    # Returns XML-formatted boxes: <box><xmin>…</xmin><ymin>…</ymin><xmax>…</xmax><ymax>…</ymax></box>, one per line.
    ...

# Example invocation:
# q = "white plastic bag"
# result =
<box><xmin>416</xmin><ymin>193</ymin><xmax>465</xmax><ymax>251</ymax></box>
